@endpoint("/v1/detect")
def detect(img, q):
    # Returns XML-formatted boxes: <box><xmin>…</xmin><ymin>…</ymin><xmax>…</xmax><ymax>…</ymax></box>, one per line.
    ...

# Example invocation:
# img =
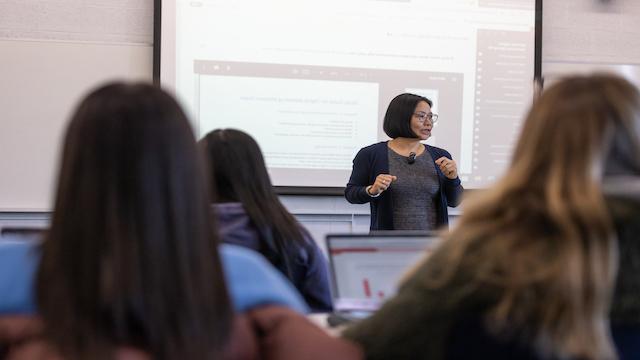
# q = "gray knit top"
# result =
<box><xmin>388</xmin><ymin>148</ymin><xmax>440</xmax><ymax>230</ymax></box>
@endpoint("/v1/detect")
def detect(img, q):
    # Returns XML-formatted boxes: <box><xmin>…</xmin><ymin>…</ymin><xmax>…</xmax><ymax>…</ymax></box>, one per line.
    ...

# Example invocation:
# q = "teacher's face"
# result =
<box><xmin>411</xmin><ymin>101</ymin><xmax>433</xmax><ymax>141</ymax></box>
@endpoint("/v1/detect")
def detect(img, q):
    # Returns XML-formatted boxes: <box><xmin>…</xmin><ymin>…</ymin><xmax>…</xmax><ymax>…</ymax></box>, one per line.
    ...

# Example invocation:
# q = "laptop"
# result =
<box><xmin>325</xmin><ymin>232</ymin><xmax>439</xmax><ymax>325</ymax></box>
<box><xmin>0</xmin><ymin>227</ymin><xmax>46</xmax><ymax>243</ymax></box>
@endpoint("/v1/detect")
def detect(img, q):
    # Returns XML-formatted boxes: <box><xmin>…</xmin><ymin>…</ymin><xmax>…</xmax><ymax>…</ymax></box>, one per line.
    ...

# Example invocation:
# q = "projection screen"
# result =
<box><xmin>158</xmin><ymin>0</ymin><xmax>541</xmax><ymax>192</ymax></box>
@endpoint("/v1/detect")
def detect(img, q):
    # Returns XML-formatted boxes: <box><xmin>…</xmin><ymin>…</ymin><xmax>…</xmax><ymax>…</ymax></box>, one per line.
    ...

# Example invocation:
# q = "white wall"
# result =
<box><xmin>0</xmin><ymin>41</ymin><xmax>152</xmax><ymax>210</ymax></box>
<box><xmin>0</xmin><ymin>0</ymin><xmax>153</xmax><ymax>211</ymax></box>
<box><xmin>3</xmin><ymin>0</ymin><xmax>640</xmax><ymax>247</ymax></box>
<box><xmin>542</xmin><ymin>0</ymin><xmax>640</xmax><ymax>85</ymax></box>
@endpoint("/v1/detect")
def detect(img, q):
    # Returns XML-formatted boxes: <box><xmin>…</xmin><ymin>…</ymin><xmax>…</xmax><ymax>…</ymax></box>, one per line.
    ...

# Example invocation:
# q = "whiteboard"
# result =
<box><xmin>0</xmin><ymin>40</ymin><xmax>152</xmax><ymax>211</ymax></box>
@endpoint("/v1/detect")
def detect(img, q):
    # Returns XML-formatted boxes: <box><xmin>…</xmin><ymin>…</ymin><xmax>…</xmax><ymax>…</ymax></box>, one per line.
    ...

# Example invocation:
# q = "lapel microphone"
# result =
<box><xmin>407</xmin><ymin>152</ymin><xmax>416</xmax><ymax>164</ymax></box>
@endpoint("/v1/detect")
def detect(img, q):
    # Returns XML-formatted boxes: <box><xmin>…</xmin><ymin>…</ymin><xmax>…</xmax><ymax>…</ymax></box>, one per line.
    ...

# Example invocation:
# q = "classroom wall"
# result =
<box><xmin>542</xmin><ymin>1</ymin><xmax>640</xmax><ymax>84</ymax></box>
<box><xmin>0</xmin><ymin>0</ymin><xmax>153</xmax><ymax>212</ymax></box>
<box><xmin>2</xmin><ymin>0</ymin><xmax>640</xmax><ymax>249</ymax></box>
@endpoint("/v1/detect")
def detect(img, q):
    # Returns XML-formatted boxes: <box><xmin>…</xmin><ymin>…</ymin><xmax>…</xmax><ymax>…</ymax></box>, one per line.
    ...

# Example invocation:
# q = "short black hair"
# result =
<box><xmin>383</xmin><ymin>93</ymin><xmax>433</xmax><ymax>139</ymax></box>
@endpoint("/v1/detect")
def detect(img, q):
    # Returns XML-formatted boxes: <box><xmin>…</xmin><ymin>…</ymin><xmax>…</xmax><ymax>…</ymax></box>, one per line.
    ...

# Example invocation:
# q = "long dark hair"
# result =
<box><xmin>199</xmin><ymin>129</ymin><xmax>308</xmax><ymax>280</ymax></box>
<box><xmin>36</xmin><ymin>83</ymin><xmax>232</xmax><ymax>359</ymax></box>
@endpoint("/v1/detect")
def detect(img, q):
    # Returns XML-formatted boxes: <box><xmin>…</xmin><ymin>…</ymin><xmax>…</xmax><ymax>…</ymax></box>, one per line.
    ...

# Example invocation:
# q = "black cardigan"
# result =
<box><xmin>344</xmin><ymin>141</ymin><xmax>463</xmax><ymax>230</ymax></box>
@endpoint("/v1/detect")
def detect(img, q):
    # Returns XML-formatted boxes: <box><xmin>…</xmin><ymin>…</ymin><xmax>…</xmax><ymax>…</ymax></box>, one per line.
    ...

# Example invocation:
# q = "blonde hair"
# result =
<box><xmin>424</xmin><ymin>74</ymin><xmax>640</xmax><ymax>360</ymax></box>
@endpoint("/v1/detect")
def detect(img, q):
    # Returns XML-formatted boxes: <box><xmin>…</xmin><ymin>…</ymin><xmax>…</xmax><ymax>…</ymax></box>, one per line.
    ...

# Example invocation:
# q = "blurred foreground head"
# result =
<box><xmin>437</xmin><ymin>73</ymin><xmax>640</xmax><ymax>360</ymax></box>
<box><xmin>516</xmin><ymin>73</ymin><xmax>640</xmax><ymax>185</ymax></box>
<box><xmin>37</xmin><ymin>82</ymin><xmax>232</xmax><ymax>359</ymax></box>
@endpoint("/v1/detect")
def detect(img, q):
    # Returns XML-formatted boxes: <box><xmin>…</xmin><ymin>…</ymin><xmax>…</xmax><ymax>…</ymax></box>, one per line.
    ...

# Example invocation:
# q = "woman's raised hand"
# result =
<box><xmin>435</xmin><ymin>157</ymin><xmax>458</xmax><ymax>179</ymax></box>
<box><xmin>369</xmin><ymin>174</ymin><xmax>397</xmax><ymax>196</ymax></box>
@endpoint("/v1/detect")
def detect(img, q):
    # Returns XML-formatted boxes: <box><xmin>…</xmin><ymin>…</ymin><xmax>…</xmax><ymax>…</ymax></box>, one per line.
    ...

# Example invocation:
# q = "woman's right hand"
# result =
<box><xmin>368</xmin><ymin>174</ymin><xmax>397</xmax><ymax>196</ymax></box>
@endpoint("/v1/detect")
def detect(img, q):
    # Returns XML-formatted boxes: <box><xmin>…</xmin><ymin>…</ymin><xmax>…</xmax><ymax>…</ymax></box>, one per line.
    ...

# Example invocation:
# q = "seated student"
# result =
<box><xmin>199</xmin><ymin>129</ymin><xmax>333</xmax><ymax>312</ymax></box>
<box><xmin>0</xmin><ymin>83</ymin><xmax>361</xmax><ymax>360</ymax></box>
<box><xmin>343</xmin><ymin>74</ymin><xmax>640</xmax><ymax>360</ymax></box>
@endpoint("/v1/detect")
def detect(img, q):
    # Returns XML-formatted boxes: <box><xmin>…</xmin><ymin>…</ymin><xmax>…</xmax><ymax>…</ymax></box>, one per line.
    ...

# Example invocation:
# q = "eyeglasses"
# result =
<box><xmin>413</xmin><ymin>112</ymin><xmax>438</xmax><ymax>124</ymax></box>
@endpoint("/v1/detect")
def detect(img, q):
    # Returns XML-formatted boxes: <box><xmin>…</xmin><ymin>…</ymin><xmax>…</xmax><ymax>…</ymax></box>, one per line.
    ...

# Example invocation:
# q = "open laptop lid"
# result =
<box><xmin>0</xmin><ymin>227</ymin><xmax>46</xmax><ymax>243</ymax></box>
<box><xmin>326</xmin><ymin>231</ymin><xmax>440</xmax><ymax>313</ymax></box>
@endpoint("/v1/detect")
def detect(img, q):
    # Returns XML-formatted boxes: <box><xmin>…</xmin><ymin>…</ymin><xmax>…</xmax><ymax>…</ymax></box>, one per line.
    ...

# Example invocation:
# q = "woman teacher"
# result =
<box><xmin>345</xmin><ymin>93</ymin><xmax>463</xmax><ymax>231</ymax></box>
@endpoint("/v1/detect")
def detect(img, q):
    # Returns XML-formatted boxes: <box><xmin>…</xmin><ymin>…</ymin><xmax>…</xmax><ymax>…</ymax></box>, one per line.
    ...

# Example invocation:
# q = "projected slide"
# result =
<box><xmin>161</xmin><ymin>0</ymin><xmax>536</xmax><ymax>188</ymax></box>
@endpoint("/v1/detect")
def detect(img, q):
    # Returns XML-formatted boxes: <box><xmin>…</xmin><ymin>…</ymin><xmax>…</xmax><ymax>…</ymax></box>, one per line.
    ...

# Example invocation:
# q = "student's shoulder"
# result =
<box><xmin>220</xmin><ymin>244</ymin><xmax>287</xmax><ymax>281</ymax></box>
<box><xmin>220</xmin><ymin>244</ymin><xmax>309</xmax><ymax>313</ymax></box>
<box><xmin>0</xmin><ymin>240</ymin><xmax>39</xmax><ymax>258</ymax></box>
<box><xmin>220</xmin><ymin>243</ymin><xmax>266</xmax><ymax>264</ymax></box>
<box><xmin>0</xmin><ymin>241</ymin><xmax>40</xmax><ymax>314</ymax></box>
<box><xmin>293</xmin><ymin>229</ymin><xmax>328</xmax><ymax>270</ymax></box>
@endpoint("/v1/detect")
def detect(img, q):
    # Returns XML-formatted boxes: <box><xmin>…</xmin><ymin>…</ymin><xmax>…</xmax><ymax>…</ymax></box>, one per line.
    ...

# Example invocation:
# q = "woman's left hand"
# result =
<box><xmin>435</xmin><ymin>157</ymin><xmax>458</xmax><ymax>179</ymax></box>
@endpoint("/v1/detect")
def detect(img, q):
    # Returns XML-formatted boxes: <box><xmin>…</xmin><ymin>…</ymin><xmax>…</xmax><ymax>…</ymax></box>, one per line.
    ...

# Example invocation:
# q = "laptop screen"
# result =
<box><xmin>326</xmin><ymin>232</ymin><xmax>439</xmax><ymax>312</ymax></box>
<box><xmin>0</xmin><ymin>227</ymin><xmax>46</xmax><ymax>243</ymax></box>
